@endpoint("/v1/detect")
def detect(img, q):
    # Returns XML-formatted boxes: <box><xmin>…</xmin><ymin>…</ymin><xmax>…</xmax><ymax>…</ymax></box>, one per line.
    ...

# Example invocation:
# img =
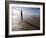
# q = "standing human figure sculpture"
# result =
<box><xmin>21</xmin><ymin>10</ymin><xmax>23</xmax><ymax>21</ymax></box>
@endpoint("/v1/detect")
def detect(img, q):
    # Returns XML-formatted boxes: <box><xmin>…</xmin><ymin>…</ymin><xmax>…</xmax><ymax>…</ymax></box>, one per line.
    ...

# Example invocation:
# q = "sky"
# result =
<box><xmin>12</xmin><ymin>7</ymin><xmax>40</xmax><ymax>16</ymax></box>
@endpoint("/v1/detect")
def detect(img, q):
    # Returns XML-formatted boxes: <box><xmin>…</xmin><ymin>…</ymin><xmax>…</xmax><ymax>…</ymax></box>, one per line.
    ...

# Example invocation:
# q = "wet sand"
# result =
<box><xmin>12</xmin><ymin>15</ymin><xmax>40</xmax><ymax>31</ymax></box>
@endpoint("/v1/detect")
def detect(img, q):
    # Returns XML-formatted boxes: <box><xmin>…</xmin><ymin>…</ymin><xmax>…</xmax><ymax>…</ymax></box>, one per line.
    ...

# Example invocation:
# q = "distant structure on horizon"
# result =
<box><xmin>21</xmin><ymin>10</ymin><xmax>23</xmax><ymax>20</ymax></box>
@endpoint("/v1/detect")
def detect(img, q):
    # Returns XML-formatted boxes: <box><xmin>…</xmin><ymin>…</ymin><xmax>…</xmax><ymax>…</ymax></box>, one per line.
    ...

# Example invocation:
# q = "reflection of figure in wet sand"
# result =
<box><xmin>21</xmin><ymin>10</ymin><xmax>23</xmax><ymax>20</ymax></box>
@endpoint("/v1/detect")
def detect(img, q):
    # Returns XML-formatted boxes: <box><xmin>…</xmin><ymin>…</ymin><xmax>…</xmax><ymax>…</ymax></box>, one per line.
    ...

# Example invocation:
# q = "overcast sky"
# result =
<box><xmin>12</xmin><ymin>7</ymin><xmax>40</xmax><ymax>16</ymax></box>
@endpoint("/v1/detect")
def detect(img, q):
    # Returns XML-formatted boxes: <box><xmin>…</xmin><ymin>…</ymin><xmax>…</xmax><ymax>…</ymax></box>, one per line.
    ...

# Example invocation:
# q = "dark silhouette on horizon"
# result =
<box><xmin>21</xmin><ymin>10</ymin><xmax>23</xmax><ymax>20</ymax></box>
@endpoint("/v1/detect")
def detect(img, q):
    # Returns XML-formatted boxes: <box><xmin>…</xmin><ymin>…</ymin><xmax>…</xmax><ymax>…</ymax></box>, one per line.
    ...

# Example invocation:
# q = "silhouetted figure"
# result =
<box><xmin>21</xmin><ymin>10</ymin><xmax>23</xmax><ymax>20</ymax></box>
